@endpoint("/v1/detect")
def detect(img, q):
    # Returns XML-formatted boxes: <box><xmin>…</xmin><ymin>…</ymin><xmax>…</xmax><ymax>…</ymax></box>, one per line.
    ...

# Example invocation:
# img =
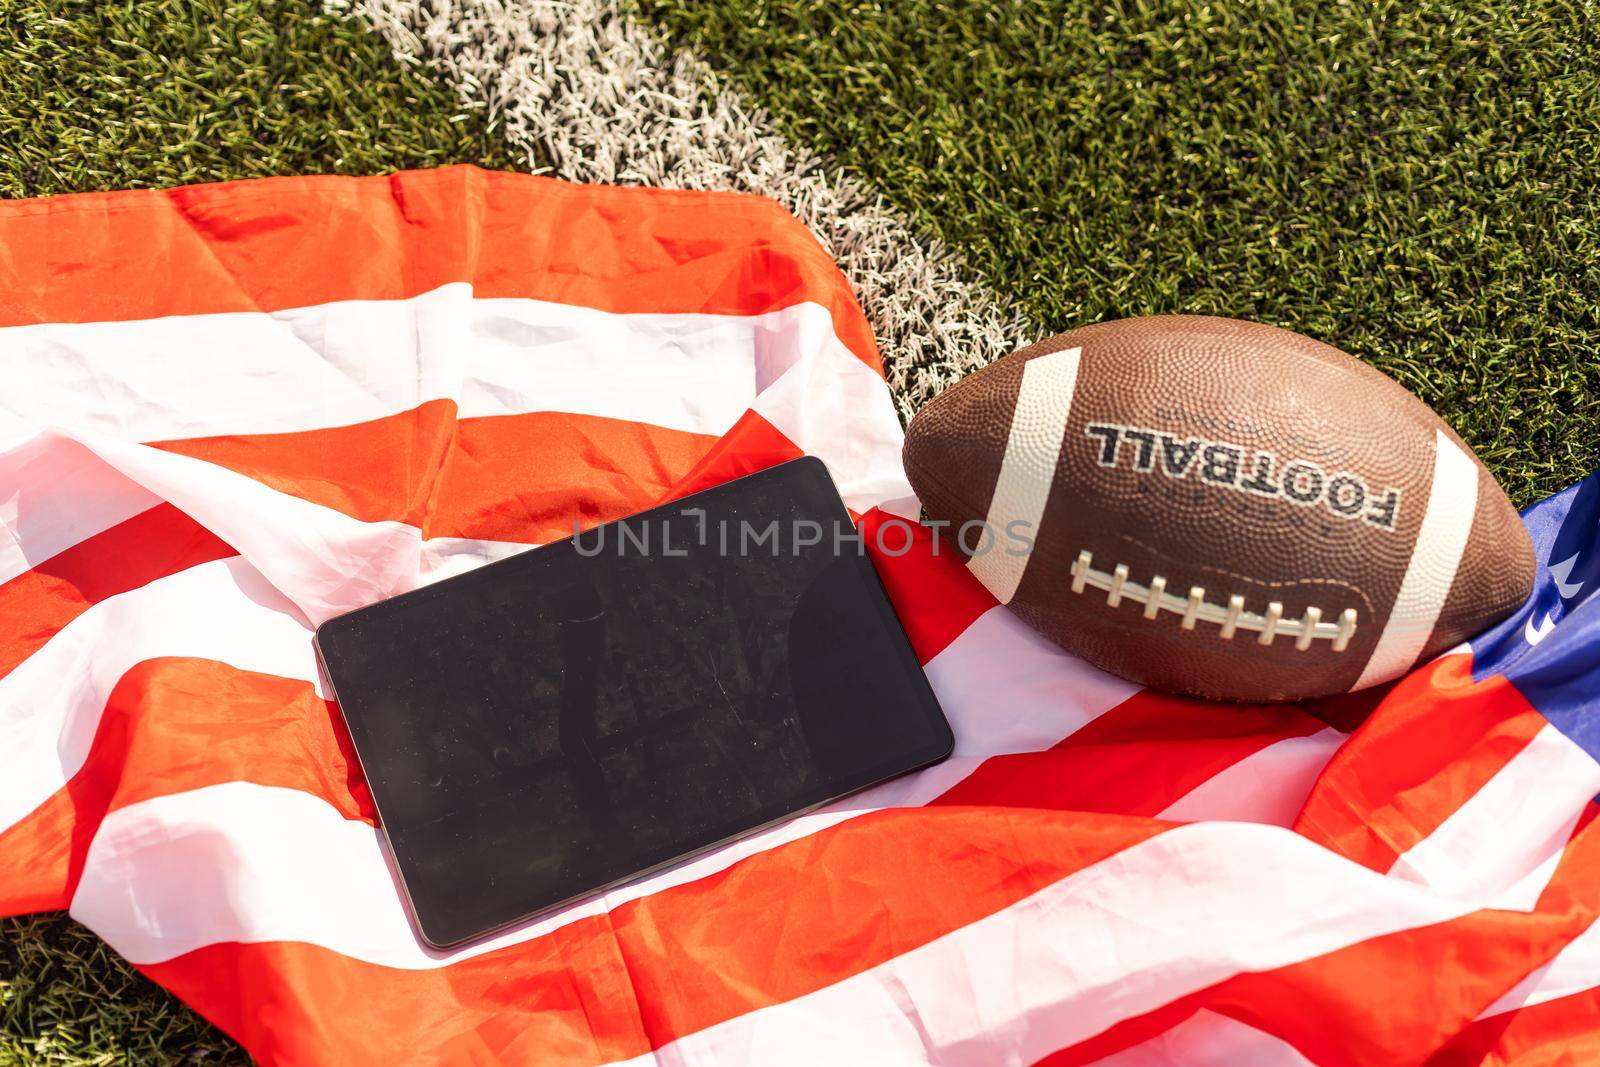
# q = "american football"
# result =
<box><xmin>903</xmin><ymin>315</ymin><xmax>1536</xmax><ymax>702</ymax></box>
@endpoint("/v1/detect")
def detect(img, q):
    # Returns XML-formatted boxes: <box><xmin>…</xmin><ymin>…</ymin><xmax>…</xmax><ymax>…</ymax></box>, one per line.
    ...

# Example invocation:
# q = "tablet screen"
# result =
<box><xmin>314</xmin><ymin>458</ymin><xmax>952</xmax><ymax>947</ymax></box>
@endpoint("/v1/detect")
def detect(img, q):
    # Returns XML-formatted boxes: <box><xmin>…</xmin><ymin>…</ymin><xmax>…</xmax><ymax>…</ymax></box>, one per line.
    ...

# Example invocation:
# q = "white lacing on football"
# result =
<box><xmin>1069</xmin><ymin>550</ymin><xmax>1359</xmax><ymax>651</ymax></box>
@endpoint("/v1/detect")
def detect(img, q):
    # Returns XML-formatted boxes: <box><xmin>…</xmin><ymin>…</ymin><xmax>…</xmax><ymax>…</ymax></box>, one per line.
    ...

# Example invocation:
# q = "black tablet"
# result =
<box><xmin>314</xmin><ymin>457</ymin><xmax>952</xmax><ymax>948</ymax></box>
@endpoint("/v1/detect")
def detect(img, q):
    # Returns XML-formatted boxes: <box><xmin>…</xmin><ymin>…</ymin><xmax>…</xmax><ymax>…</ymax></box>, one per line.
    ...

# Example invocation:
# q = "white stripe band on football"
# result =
<box><xmin>968</xmin><ymin>346</ymin><xmax>1083</xmax><ymax>604</ymax></box>
<box><xmin>1353</xmin><ymin>430</ymin><xmax>1479</xmax><ymax>689</ymax></box>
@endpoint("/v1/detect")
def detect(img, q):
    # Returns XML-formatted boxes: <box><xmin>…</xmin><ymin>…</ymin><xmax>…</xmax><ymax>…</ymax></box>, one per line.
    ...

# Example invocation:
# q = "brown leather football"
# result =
<box><xmin>903</xmin><ymin>315</ymin><xmax>1535</xmax><ymax>701</ymax></box>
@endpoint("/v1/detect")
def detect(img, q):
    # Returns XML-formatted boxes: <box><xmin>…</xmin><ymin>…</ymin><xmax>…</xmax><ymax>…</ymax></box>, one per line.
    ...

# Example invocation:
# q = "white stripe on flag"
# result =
<box><xmin>0</xmin><ymin>433</ymin><xmax>164</xmax><ymax>587</ymax></box>
<box><xmin>923</xmin><ymin>605</ymin><xmax>1138</xmax><ymax>755</ymax></box>
<box><xmin>0</xmin><ymin>290</ymin><xmax>908</xmax><ymax>529</ymax></box>
<box><xmin>1387</xmin><ymin>724</ymin><xmax>1600</xmax><ymax>910</ymax></box>
<box><xmin>968</xmin><ymin>347</ymin><xmax>1082</xmax><ymax>604</ymax></box>
<box><xmin>1088</xmin><ymin>1010</ymin><xmax>1315</xmax><ymax>1067</ymax></box>
<box><xmin>1354</xmin><ymin>431</ymin><xmax>1479</xmax><ymax>689</ymax></box>
<box><xmin>1157</xmin><ymin>728</ymin><xmax>1343</xmax><ymax>827</ymax></box>
<box><xmin>70</xmin><ymin>780</ymin><xmax>873</xmax><ymax>968</ymax></box>
<box><xmin>73</xmin><ymin>783</ymin><xmax>1476</xmax><ymax>1055</ymax></box>
<box><xmin>3</xmin><ymin>289</ymin><xmax>816</xmax><ymax>440</ymax></box>
<box><xmin>597</xmin><ymin>823</ymin><xmax>1475</xmax><ymax>1067</ymax></box>
<box><xmin>0</xmin><ymin>558</ymin><xmax>320</xmax><ymax>835</ymax></box>
<box><xmin>1480</xmin><ymin>912</ymin><xmax>1600</xmax><ymax>1017</ymax></box>
<box><xmin>13</xmin><ymin>428</ymin><xmax>464</xmax><ymax>624</ymax></box>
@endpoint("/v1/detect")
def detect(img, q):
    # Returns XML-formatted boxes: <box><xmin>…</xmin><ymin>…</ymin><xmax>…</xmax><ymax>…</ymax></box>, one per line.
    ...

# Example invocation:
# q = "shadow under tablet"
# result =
<box><xmin>314</xmin><ymin>458</ymin><xmax>953</xmax><ymax>949</ymax></box>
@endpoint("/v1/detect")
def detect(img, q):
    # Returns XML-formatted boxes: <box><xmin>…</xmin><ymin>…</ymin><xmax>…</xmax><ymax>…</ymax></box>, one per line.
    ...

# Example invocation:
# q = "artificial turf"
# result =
<box><xmin>644</xmin><ymin>0</ymin><xmax>1600</xmax><ymax>507</ymax></box>
<box><xmin>0</xmin><ymin>4</ymin><xmax>514</xmax><ymax>1062</ymax></box>
<box><xmin>2</xmin><ymin>0</ymin><xmax>1600</xmax><ymax>1063</ymax></box>
<box><xmin>0</xmin><ymin>914</ymin><xmax>238</xmax><ymax>1065</ymax></box>
<box><xmin>0</xmin><ymin>0</ymin><xmax>515</xmax><ymax>197</ymax></box>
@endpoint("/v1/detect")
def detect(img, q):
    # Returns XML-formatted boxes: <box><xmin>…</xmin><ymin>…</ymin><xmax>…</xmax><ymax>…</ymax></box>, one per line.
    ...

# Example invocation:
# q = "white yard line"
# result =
<box><xmin>324</xmin><ymin>0</ymin><xmax>1034</xmax><ymax>419</ymax></box>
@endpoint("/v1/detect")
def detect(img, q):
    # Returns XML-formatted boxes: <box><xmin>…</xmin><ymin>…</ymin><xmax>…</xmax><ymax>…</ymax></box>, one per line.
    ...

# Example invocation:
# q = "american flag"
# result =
<box><xmin>2</xmin><ymin>166</ymin><xmax>1596</xmax><ymax>1066</ymax></box>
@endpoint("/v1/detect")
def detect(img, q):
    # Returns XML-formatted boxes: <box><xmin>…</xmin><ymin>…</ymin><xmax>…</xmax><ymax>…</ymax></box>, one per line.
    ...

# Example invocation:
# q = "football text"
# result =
<box><xmin>1085</xmin><ymin>422</ymin><xmax>1403</xmax><ymax>531</ymax></box>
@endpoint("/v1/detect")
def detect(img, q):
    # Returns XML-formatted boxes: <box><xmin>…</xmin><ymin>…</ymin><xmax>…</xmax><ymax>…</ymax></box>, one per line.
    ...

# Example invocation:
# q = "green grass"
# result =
<box><xmin>4</xmin><ymin>0</ymin><xmax>1600</xmax><ymax>1063</ymax></box>
<box><xmin>0</xmin><ymin>915</ymin><xmax>239</xmax><ymax>1065</ymax></box>
<box><xmin>0</xmin><ymin>3</ymin><xmax>515</xmax><ymax>1063</ymax></box>
<box><xmin>643</xmin><ymin>0</ymin><xmax>1600</xmax><ymax>506</ymax></box>
<box><xmin>0</xmin><ymin>0</ymin><xmax>516</xmax><ymax>197</ymax></box>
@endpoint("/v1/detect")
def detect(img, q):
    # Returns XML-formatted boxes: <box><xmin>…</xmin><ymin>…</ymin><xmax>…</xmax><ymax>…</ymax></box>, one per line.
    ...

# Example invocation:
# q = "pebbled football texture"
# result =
<box><xmin>903</xmin><ymin>315</ymin><xmax>1534</xmax><ymax>702</ymax></box>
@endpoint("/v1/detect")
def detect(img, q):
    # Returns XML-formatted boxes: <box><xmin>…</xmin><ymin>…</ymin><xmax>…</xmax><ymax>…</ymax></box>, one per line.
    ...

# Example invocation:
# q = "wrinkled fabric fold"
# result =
<box><xmin>1</xmin><ymin>166</ymin><xmax>1597</xmax><ymax>1067</ymax></box>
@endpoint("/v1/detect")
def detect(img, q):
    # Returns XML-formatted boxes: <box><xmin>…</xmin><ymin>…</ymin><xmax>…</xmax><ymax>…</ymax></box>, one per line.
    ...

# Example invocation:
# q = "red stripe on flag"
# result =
<box><xmin>656</xmin><ymin>408</ymin><xmax>806</xmax><ymax>502</ymax></box>
<box><xmin>0</xmin><ymin>504</ymin><xmax>233</xmax><ymax>680</ymax></box>
<box><xmin>0</xmin><ymin>166</ymin><xmax>881</xmax><ymax>369</ymax></box>
<box><xmin>1038</xmin><ymin>810</ymin><xmax>1600</xmax><ymax>1067</ymax></box>
<box><xmin>1293</xmin><ymin>654</ymin><xmax>1547</xmax><ymax>871</ymax></box>
<box><xmin>861</xmin><ymin>510</ymin><xmax>998</xmax><ymax>663</ymax></box>
<box><xmin>140</xmin><ymin>938</ymin><xmax>652</xmax><ymax>1067</ymax></box>
<box><xmin>155</xmin><ymin>402</ymin><xmax>720</xmax><ymax>544</ymax></box>
<box><xmin>934</xmin><ymin>691</ymin><xmax>1327</xmax><ymax>817</ymax></box>
<box><xmin>1430</xmin><ymin>987</ymin><xmax>1600</xmax><ymax>1066</ymax></box>
<box><xmin>2</xmin><ymin>405</ymin><xmax>719</xmax><ymax>684</ymax></box>
<box><xmin>0</xmin><ymin>658</ymin><xmax>369</xmax><ymax>914</ymax></box>
<box><xmin>8</xmin><ymin>635</ymin><xmax>1182</xmax><ymax>963</ymax></box>
<box><xmin>1201</xmin><ymin>812</ymin><xmax>1600</xmax><ymax>1067</ymax></box>
<box><xmin>1030</xmin><ymin>1003</ymin><xmax>1201</xmax><ymax>1067</ymax></box>
<box><xmin>136</xmin><ymin>807</ymin><xmax>1166</xmax><ymax>1067</ymax></box>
